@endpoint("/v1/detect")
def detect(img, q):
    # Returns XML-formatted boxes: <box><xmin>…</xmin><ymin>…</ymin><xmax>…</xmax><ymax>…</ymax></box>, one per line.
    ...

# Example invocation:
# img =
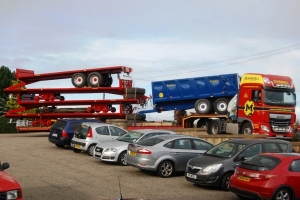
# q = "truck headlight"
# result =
<box><xmin>7</xmin><ymin>190</ymin><xmax>20</xmax><ymax>200</ymax></box>
<box><xmin>261</xmin><ymin>125</ymin><xmax>270</xmax><ymax>132</ymax></box>
<box><xmin>202</xmin><ymin>164</ymin><xmax>222</xmax><ymax>174</ymax></box>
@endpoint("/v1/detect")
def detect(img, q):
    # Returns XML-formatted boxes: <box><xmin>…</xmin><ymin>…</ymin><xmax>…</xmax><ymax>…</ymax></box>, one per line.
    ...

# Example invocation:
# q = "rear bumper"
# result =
<box><xmin>230</xmin><ymin>186</ymin><xmax>263</xmax><ymax>200</ymax></box>
<box><xmin>48</xmin><ymin>137</ymin><xmax>70</xmax><ymax>146</ymax></box>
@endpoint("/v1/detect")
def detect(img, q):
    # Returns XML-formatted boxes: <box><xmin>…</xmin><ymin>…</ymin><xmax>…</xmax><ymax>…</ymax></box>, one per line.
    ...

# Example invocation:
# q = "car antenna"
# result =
<box><xmin>118</xmin><ymin>176</ymin><xmax>123</xmax><ymax>200</ymax></box>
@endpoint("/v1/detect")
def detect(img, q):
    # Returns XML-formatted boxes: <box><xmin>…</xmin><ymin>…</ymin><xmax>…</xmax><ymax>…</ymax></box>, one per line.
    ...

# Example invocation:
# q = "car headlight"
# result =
<box><xmin>104</xmin><ymin>148</ymin><xmax>117</xmax><ymax>152</ymax></box>
<box><xmin>202</xmin><ymin>164</ymin><xmax>222</xmax><ymax>174</ymax></box>
<box><xmin>7</xmin><ymin>190</ymin><xmax>19</xmax><ymax>200</ymax></box>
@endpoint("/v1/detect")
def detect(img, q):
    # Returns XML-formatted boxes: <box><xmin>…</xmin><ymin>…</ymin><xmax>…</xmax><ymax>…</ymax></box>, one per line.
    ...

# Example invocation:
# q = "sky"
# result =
<box><xmin>1</xmin><ymin>0</ymin><xmax>300</xmax><ymax>121</ymax></box>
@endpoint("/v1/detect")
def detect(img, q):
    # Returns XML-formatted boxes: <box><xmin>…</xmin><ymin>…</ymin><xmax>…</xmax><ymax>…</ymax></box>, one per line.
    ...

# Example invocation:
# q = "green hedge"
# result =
<box><xmin>0</xmin><ymin>117</ymin><xmax>17</xmax><ymax>133</ymax></box>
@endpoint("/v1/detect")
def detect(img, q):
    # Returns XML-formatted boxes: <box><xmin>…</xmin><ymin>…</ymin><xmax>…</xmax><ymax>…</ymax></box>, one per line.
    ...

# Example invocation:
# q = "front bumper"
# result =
<box><xmin>185</xmin><ymin>172</ymin><xmax>221</xmax><ymax>187</ymax></box>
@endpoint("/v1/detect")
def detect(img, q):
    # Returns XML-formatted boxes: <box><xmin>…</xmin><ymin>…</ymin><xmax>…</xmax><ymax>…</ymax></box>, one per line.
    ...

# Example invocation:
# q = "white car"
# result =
<box><xmin>71</xmin><ymin>122</ymin><xmax>127</xmax><ymax>156</ymax></box>
<box><xmin>93</xmin><ymin>129</ymin><xmax>177</xmax><ymax>166</ymax></box>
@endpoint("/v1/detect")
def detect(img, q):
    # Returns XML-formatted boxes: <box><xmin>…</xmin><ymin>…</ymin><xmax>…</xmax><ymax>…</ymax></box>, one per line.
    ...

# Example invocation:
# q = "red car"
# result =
<box><xmin>0</xmin><ymin>162</ymin><xmax>22</xmax><ymax>200</ymax></box>
<box><xmin>230</xmin><ymin>153</ymin><xmax>300</xmax><ymax>200</ymax></box>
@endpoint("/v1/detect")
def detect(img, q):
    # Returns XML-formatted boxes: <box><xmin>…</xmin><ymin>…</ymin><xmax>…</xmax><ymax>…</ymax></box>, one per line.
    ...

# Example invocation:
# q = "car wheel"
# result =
<box><xmin>273</xmin><ymin>188</ymin><xmax>291</xmax><ymax>200</ymax></box>
<box><xmin>72</xmin><ymin>148</ymin><xmax>81</xmax><ymax>153</ymax></box>
<box><xmin>220</xmin><ymin>173</ymin><xmax>233</xmax><ymax>191</ymax></box>
<box><xmin>55</xmin><ymin>144</ymin><xmax>64</xmax><ymax>148</ymax></box>
<box><xmin>118</xmin><ymin>151</ymin><xmax>127</xmax><ymax>166</ymax></box>
<box><xmin>157</xmin><ymin>161</ymin><xmax>174</xmax><ymax>178</ymax></box>
<box><xmin>87</xmin><ymin>144</ymin><xmax>96</xmax><ymax>156</ymax></box>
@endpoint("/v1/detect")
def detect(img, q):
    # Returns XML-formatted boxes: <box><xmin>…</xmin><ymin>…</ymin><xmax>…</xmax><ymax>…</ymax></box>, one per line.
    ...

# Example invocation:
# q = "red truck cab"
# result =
<box><xmin>0</xmin><ymin>162</ymin><xmax>22</xmax><ymax>200</ymax></box>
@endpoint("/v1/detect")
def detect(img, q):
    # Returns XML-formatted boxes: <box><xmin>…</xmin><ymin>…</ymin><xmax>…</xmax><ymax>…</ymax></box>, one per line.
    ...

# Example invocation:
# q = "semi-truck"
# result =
<box><xmin>137</xmin><ymin>73</ymin><xmax>296</xmax><ymax>139</ymax></box>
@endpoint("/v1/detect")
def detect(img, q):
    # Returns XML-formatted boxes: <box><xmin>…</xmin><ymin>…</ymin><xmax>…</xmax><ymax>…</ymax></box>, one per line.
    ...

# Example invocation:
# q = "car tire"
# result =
<box><xmin>241</xmin><ymin>122</ymin><xmax>252</xmax><ymax>134</ymax></box>
<box><xmin>55</xmin><ymin>144</ymin><xmax>65</xmax><ymax>148</ymax></box>
<box><xmin>157</xmin><ymin>161</ymin><xmax>174</xmax><ymax>178</ymax></box>
<box><xmin>87</xmin><ymin>144</ymin><xmax>96</xmax><ymax>156</ymax></box>
<box><xmin>118</xmin><ymin>151</ymin><xmax>128</xmax><ymax>166</ymax></box>
<box><xmin>273</xmin><ymin>188</ymin><xmax>291</xmax><ymax>200</ymax></box>
<box><xmin>72</xmin><ymin>148</ymin><xmax>81</xmax><ymax>153</ymax></box>
<box><xmin>220</xmin><ymin>173</ymin><xmax>233</xmax><ymax>191</ymax></box>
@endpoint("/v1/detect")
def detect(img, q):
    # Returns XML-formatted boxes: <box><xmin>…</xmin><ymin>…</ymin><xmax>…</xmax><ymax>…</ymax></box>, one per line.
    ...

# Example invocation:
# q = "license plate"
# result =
<box><xmin>186</xmin><ymin>173</ymin><xmax>197</xmax><ymax>179</ymax></box>
<box><xmin>52</xmin><ymin>133</ymin><xmax>57</xmax><ymax>137</ymax></box>
<box><xmin>74</xmin><ymin>144</ymin><xmax>81</xmax><ymax>149</ymax></box>
<box><xmin>128</xmin><ymin>151</ymin><xmax>136</xmax><ymax>157</ymax></box>
<box><xmin>276</xmin><ymin>135</ymin><xmax>283</xmax><ymax>138</ymax></box>
<box><xmin>95</xmin><ymin>152</ymin><xmax>102</xmax><ymax>156</ymax></box>
<box><xmin>237</xmin><ymin>175</ymin><xmax>250</xmax><ymax>182</ymax></box>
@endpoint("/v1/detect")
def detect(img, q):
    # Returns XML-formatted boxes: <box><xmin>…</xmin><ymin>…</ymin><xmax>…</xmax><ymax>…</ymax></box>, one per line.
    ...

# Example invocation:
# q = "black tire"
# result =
<box><xmin>102</xmin><ymin>74</ymin><xmax>113</xmax><ymax>87</ymax></box>
<box><xmin>220</xmin><ymin>173</ymin><xmax>233</xmax><ymax>191</ymax></box>
<box><xmin>194</xmin><ymin>99</ymin><xmax>212</xmax><ymax>114</ymax></box>
<box><xmin>71</xmin><ymin>73</ymin><xmax>87</xmax><ymax>88</ymax></box>
<box><xmin>213</xmin><ymin>98</ymin><xmax>229</xmax><ymax>115</ymax></box>
<box><xmin>207</xmin><ymin>120</ymin><xmax>221</xmax><ymax>134</ymax></box>
<box><xmin>196</xmin><ymin>120</ymin><xmax>206</xmax><ymax>128</ymax></box>
<box><xmin>118</xmin><ymin>151</ymin><xmax>127</xmax><ymax>166</ymax></box>
<box><xmin>272</xmin><ymin>188</ymin><xmax>291</xmax><ymax>200</ymax></box>
<box><xmin>55</xmin><ymin>144</ymin><xmax>64</xmax><ymax>148</ymax></box>
<box><xmin>241</xmin><ymin>122</ymin><xmax>252</xmax><ymax>135</ymax></box>
<box><xmin>87</xmin><ymin>144</ymin><xmax>96</xmax><ymax>156</ymax></box>
<box><xmin>157</xmin><ymin>161</ymin><xmax>174</xmax><ymax>178</ymax></box>
<box><xmin>127</xmin><ymin>114</ymin><xmax>144</xmax><ymax>120</ymax></box>
<box><xmin>72</xmin><ymin>148</ymin><xmax>81</xmax><ymax>153</ymax></box>
<box><xmin>124</xmin><ymin>87</ymin><xmax>146</xmax><ymax>95</ymax></box>
<box><xmin>87</xmin><ymin>72</ymin><xmax>103</xmax><ymax>87</ymax></box>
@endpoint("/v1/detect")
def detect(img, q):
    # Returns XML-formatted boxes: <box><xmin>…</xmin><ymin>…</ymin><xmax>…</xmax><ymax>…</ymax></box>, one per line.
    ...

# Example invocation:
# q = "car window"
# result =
<box><xmin>173</xmin><ymin>139</ymin><xmax>192</xmax><ymax>149</ymax></box>
<box><xmin>290</xmin><ymin>160</ymin><xmax>300</xmax><ymax>172</ymax></box>
<box><xmin>95</xmin><ymin>126</ymin><xmax>109</xmax><ymax>135</ymax></box>
<box><xmin>139</xmin><ymin>133</ymin><xmax>157</xmax><ymax>141</ymax></box>
<box><xmin>117</xmin><ymin>131</ymin><xmax>145</xmax><ymax>143</ymax></box>
<box><xmin>164</xmin><ymin>141</ymin><xmax>172</xmax><ymax>149</ymax></box>
<box><xmin>264</xmin><ymin>143</ymin><xmax>281</xmax><ymax>153</ymax></box>
<box><xmin>74</xmin><ymin>124</ymin><xmax>89</xmax><ymax>139</ymax></box>
<box><xmin>244</xmin><ymin>144</ymin><xmax>263</xmax><ymax>158</ymax></box>
<box><xmin>192</xmin><ymin>139</ymin><xmax>214</xmax><ymax>151</ymax></box>
<box><xmin>52</xmin><ymin>120</ymin><xmax>67</xmax><ymax>130</ymax></box>
<box><xmin>206</xmin><ymin>141</ymin><xmax>245</xmax><ymax>158</ymax></box>
<box><xmin>109</xmin><ymin>126</ymin><xmax>126</xmax><ymax>136</ymax></box>
<box><xmin>240</xmin><ymin>155</ymin><xmax>281</xmax><ymax>170</ymax></box>
<box><xmin>69</xmin><ymin>122</ymin><xmax>81</xmax><ymax>131</ymax></box>
<box><xmin>278</xmin><ymin>143</ymin><xmax>288</xmax><ymax>152</ymax></box>
<box><xmin>136</xmin><ymin>137</ymin><xmax>165</xmax><ymax>146</ymax></box>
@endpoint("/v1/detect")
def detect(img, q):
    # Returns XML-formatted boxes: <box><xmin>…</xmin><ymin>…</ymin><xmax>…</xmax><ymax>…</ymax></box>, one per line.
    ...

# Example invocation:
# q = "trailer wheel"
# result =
<box><xmin>207</xmin><ymin>120</ymin><xmax>221</xmax><ymax>134</ymax></box>
<box><xmin>213</xmin><ymin>98</ymin><xmax>229</xmax><ymax>115</ymax></box>
<box><xmin>195</xmin><ymin>99</ymin><xmax>212</xmax><ymax>114</ymax></box>
<box><xmin>87</xmin><ymin>72</ymin><xmax>103</xmax><ymax>87</ymax></box>
<box><xmin>241</xmin><ymin>122</ymin><xmax>252</xmax><ymax>134</ymax></box>
<box><xmin>72</xmin><ymin>73</ymin><xmax>87</xmax><ymax>88</ymax></box>
<box><xmin>102</xmin><ymin>74</ymin><xmax>113</xmax><ymax>87</ymax></box>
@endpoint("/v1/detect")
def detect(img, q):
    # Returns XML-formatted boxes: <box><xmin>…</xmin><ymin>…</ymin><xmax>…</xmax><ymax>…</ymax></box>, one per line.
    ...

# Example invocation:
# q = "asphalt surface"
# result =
<box><xmin>0</xmin><ymin>132</ymin><xmax>240</xmax><ymax>200</ymax></box>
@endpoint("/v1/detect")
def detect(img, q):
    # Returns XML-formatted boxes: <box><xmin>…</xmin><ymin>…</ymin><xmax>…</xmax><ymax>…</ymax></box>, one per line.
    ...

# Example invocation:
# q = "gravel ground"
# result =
<box><xmin>0</xmin><ymin>132</ymin><xmax>239</xmax><ymax>200</ymax></box>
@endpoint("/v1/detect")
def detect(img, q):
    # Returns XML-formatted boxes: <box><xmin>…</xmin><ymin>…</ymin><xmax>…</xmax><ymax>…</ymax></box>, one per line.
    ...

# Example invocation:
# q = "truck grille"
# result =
<box><xmin>269</xmin><ymin>114</ymin><xmax>291</xmax><ymax>133</ymax></box>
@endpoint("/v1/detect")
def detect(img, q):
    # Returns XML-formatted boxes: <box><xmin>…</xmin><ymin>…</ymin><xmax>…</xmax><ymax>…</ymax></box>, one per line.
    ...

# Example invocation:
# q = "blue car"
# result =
<box><xmin>48</xmin><ymin>118</ymin><xmax>103</xmax><ymax>148</ymax></box>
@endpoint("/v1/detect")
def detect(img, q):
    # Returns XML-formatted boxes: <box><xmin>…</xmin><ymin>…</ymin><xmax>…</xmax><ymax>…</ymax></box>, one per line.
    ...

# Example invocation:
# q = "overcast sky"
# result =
<box><xmin>1</xmin><ymin>0</ymin><xmax>300</xmax><ymax>121</ymax></box>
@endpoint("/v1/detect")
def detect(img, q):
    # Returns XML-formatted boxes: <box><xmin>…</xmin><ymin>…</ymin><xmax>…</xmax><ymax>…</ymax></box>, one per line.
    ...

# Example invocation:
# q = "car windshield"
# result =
<box><xmin>239</xmin><ymin>155</ymin><xmax>281</xmax><ymax>171</ymax></box>
<box><xmin>136</xmin><ymin>137</ymin><xmax>165</xmax><ymax>146</ymax></box>
<box><xmin>117</xmin><ymin>131</ymin><xmax>145</xmax><ymax>143</ymax></box>
<box><xmin>74</xmin><ymin>124</ymin><xmax>89</xmax><ymax>139</ymax></box>
<box><xmin>264</xmin><ymin>90</ymin><xmax>296</xmax><ymax>106</ymax></box>
<box><xmin>205</xmin><ymin>141</ymin><xmax>245</xmax><ymax>158</ymax></box>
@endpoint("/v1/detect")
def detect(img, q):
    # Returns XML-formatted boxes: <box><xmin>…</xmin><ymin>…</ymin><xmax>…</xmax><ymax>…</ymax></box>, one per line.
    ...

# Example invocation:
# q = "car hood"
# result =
<box><xmin>97</xmin><ymin>140</ymin><xmax>128</xmax><ymax>148</ymax></box>
<box><xmin>0</xmin><ymin>171</ymin><xmax>21</xmax><ymax>191</ymax></box>
<box><xmin>188</xmin><ymin>154</ymin><xmax>228</xmax><ymax>167</ymax></box>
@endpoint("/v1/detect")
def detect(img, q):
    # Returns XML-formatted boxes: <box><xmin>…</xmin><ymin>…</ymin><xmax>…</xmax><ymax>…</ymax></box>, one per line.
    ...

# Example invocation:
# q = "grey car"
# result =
<box><xmin>93</xmin><ymin>129</ymin><xmax>177</xmax><ymax>166</ymax></box>
<box><xmin>127</xmin><ymin>134</ymin><xmax>215</xmax><ymax>178</ymax></box>
<box><xmin>71</xmin><ymin>122</ymin><xmax>127</xmax><ymax>156</ymax></box>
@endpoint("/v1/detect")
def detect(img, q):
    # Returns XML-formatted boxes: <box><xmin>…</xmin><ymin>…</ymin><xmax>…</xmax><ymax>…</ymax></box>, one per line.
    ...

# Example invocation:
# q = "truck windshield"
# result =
<box><xmin>264</xmin><ymin>90</ymin><xmax>296</xmax><ymax>106</ymax></box>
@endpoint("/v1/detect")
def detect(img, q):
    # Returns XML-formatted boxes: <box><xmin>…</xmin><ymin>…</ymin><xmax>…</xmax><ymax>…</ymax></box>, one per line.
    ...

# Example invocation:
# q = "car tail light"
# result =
<box><xmin>87</xmin><ymin>128</ymin><xmax>93</xmax><ymax>138</ymax></box>
<box><xmin>244</xmin><ymin>172</ymin><xmax>277</xmax><ymax>180</ymax></box>
<box><xmin>61</xmin><ymin>130</ymin><xmax>68</xmax><ymax>138</ymax></box>
<box><xmin>137</xmin><ymin>148</ymin><xmax>152</xmax><ymax>154</ymax></box>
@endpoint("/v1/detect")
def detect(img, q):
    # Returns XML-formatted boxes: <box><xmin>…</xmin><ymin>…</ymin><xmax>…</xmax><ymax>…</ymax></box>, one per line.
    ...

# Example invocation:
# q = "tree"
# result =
<box><xmin>0</xmin><ymin>66</ymin><xmax>15</xmax><ymax>99</ymax></box>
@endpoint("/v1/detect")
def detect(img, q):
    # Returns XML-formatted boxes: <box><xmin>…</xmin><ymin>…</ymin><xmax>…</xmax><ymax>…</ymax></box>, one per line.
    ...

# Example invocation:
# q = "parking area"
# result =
<box><xmin>0</xmin><ymin>132</ymin><xmax>240</xmax><ymax>200</ymax></box>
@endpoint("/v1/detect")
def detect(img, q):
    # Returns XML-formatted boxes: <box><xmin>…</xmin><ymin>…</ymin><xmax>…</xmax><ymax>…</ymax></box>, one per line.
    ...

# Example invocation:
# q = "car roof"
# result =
<box><xmin>129</xmin><ymin>129</ymin><xmax>177</xmax><ymax>134</ymax></box>
<box><xmin>225</xmin><ymin>138</ymin><xmax>291</xmax><ymax>145</ymax></box>
<box><xmin>146</xmin><ymin>134</ymin><xmax>203</xmax><ymax>140</ymax></box>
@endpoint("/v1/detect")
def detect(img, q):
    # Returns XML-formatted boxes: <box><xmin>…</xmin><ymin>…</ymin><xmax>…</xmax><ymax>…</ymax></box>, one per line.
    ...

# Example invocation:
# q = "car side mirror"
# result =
<box><xmin>2</xmin><ymin>162</ymin><xmax>10</xmax><ymax>170</ymax></box>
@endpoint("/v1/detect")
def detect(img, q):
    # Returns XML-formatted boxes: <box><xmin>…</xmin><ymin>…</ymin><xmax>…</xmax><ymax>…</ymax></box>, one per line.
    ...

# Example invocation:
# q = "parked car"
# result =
<box><xmin>0</xmin><ymin>162</ymin><xmax>22</xmax><ymax>200</ymax></box>
<box><xmin>71</xmin><ymin>122</ymin><xmax>127</xmax><ymax>156</ymax></box>
<box><xmin>127</xmin><ymin>134</ymin><xmax>214</xmax><ymax>178</ymax></box>
<box><xmin>185</xmin><ymin>139</ymin><xmax>295</xmax><ymax>191</ymax></box>
<box><xmin>230</xmin><ymin>153</ymin><xmax>300</xmax><ymax>200</ymax></box>
<box><xmin>93</xmin><ymin>129</ymin><xmax>177</xmax><ymax>166</ymax></box>
<box><xmin>48</xmin><ymin>118</ymin><xmax>103</xmax><ymax>148</ymax></box>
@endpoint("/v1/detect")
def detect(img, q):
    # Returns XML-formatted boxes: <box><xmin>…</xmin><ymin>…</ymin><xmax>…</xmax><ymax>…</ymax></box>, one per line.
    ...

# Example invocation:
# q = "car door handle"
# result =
<box><xmin>173</xmin><ymin>152</ymin><xmax>180</xmax><ymax>155</ymax></box>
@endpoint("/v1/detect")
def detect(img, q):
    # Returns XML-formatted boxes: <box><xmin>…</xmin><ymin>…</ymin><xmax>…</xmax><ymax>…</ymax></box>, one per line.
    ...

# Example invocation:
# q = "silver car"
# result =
<box><xmin>127</xmin><ymin>134</ymin><xmax>214</xmax><ymax>178</ymax></box>
<box><xmin>93</xmin><ymin>129</ymin><xmax>177</xmax><ymax>166</ymax></box>
<box><xmin>71</xmin><ymin>122</ymin><xmax>127</xmax><ymax>156</ymax></box>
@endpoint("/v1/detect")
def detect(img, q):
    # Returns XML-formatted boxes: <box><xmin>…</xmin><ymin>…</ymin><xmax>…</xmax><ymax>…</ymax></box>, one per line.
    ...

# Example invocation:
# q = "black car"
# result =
<box><xmin>48</xmin><ymin>118</ymin><xmax>103</xmax><ymax>148</ymax></box>
<box><xmin>185</xmin><ymin>139</ymin><xmax>295</xmax><ymax>191</ymax></box>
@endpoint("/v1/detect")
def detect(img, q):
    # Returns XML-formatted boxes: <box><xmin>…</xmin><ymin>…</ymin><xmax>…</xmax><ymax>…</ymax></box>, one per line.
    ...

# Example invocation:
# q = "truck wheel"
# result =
<box><xmin>207</xmin><ymin>120</ymin><xmax>221</xmax><ymax>134</ymax></box>
<box><xmin>195</xmin><ymin>99</ymin><xmax>212</xmax><ymax>114</ymax></box>
<box><xmin>72</xmin><ymin>73</ymin><xmax>87</xmax><ymax>88</ymax></box>
<box><xmin>241</xmin><ymin>122</ymin><xmax>252</xmax><ymax>134</ymax></box>
<box><xmin>87</xmin><ymin>72</ymin><xmax>103</xmax><ymax>87</ymax></box>
<box><xmin>213</xmin><ymin>98</ymin><xmax>229</xmax><ymax>115</ymax></box>
<box><xmin>196</xmin><ymin>120</ymin><xmax>206</xmax><ymax>128</ymax></box>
